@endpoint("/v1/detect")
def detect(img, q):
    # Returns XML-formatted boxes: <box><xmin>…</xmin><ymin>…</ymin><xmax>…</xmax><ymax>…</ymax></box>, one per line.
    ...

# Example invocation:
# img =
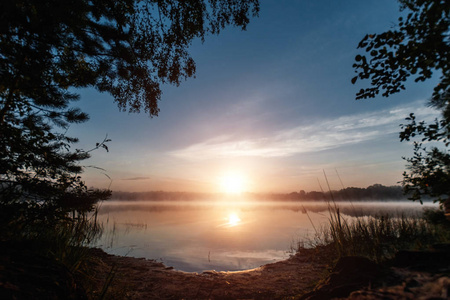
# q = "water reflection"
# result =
<box><xmin>226</xmin><ymin>213</ymin><xmax>241</xmax><ymax>227</ymax></box>
<box><xmin>95</xmin><ymin>200</ymin><xmax>437</xmax><ymax>272</ymax></box>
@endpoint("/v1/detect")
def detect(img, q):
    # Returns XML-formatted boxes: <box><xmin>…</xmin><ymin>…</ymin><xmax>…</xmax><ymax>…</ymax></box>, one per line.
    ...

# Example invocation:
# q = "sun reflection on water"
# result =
<box><xmin>227</xmin><ymin>213</ymin><xmax>241</xmax><ymax>227</ymax></box>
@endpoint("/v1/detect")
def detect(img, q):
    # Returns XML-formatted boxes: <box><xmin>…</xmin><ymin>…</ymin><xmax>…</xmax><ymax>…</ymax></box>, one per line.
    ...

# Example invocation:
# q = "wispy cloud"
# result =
<box><xmin>170</xmin><ymin>102</ymin><xmax>439</xmax><ymax>161</ymax></box>
<box><xmin>121</xmin><ymin>176</ymin><xmax>151</xmax><ymax>181</ymax></box>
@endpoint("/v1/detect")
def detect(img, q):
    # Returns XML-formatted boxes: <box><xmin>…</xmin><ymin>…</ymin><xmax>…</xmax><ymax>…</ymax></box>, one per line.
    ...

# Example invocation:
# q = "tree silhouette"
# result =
<box><xmin>352</xmin><ymin>0</ymin><xmax>449</xmax><ymax>206</ymax></box>
<box><xmin>0</xmin><ymin>0</ymin><xmax>259</xmax><ymax>233</ymax></box>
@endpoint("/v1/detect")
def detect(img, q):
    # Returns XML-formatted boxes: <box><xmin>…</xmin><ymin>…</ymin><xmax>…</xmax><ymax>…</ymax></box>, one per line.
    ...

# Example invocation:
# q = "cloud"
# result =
<box><xmin>121</xmin><ymin>176</ymin><xmax>151</xmax><ymax>181</ymax></box>
<box><xmin>170</xmin><ymin>102</ymin><xmax>439</xmax><ymax>161</ymax></box>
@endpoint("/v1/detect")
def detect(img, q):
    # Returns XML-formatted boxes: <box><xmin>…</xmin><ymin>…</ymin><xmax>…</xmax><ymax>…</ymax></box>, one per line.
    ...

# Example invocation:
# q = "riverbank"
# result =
<box><xmin>83</xmin><ymin>246</ymin><xmax>450</xmax><ymax>299</ymax></box>
<box><xmin>83</xmin><ymin>246</ymin><xmax>334</xmax><ymax>299</ymax></box>
<box><xmin>2</xmin><ymin>243</ymin><xmax>449</xmax><ymax>299</ymax></box>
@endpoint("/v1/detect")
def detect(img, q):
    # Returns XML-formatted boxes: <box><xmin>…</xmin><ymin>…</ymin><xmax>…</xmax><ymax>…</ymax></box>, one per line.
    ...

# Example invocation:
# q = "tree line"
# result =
<box><xmin>111</xmin><ymin>184</ymin><xmax>414</xmax><ymax>202</ymax></box>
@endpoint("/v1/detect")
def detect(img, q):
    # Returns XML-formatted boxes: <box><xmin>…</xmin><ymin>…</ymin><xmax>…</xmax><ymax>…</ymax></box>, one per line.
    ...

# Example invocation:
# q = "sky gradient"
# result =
<box><xmin>70</xmin><ymin>0</ymin><xmax>440</xmax><ymax>193</ymax></box>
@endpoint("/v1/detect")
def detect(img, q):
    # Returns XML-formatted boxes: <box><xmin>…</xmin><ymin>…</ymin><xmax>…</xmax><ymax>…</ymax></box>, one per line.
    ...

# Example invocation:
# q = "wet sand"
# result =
<box><xmin>85</xmin><ymin>247</ymin><xmax>332</xmax><ymax>299</ymax></box>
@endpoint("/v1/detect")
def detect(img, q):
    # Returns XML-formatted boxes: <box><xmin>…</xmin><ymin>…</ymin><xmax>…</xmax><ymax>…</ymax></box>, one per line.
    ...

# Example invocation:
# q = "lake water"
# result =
<box><xmin>94</xmin><ymin>199</ymin><xmax>438</xmax><ymax>272</ymax></box>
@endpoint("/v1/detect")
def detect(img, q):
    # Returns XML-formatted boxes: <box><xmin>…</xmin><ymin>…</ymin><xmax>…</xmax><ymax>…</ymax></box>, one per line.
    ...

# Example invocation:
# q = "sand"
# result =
<box><xmin>84</xmin><ymin>247</ymin><xmax>450</xmax><ymax>299</ymax></box>
<box><xmin>85</xmin><ymin>247</ymin><xmax>331</xmax><ymax>299</ymax></box>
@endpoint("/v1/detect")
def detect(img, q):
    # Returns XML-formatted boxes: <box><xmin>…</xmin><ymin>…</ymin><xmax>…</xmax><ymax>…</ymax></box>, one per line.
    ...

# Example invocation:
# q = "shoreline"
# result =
<box><xmin>85</xmin><ymin>247</ymin><xmax>333</xmax><ymax>299</ymax></box>
<box><xmin>84</xmin><ymin>246</ymin><xmax>450</xmax><ymax>300</ymax></box>
<box><xmin>3</xmin><ymin>242</ymin><xmax>448</xmax><ymax>299</ymax></box>
<box><xmin>98</xmin><ymin>247</ymin><xmax>293</xmax><ymax>274</ymax></box>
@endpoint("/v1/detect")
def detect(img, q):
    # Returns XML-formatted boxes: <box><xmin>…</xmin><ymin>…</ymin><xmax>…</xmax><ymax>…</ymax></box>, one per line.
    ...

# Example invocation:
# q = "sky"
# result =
<box><xmin>70</xmin><ymin>0</ymin><xmax>440</xmax><ymax>194</ymax></box>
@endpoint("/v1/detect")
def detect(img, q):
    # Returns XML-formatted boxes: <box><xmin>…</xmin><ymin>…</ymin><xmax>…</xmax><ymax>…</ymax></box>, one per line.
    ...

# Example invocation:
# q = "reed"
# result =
<box><xmin>313</xmin><ymin>207</ymin><xmax>449</xmax><ymax>263</ymax></box>
<box><xmin>300</xmin><ymin>171</ymin><xmax>450</xmax><ymax>262</ymax></box>
<box><xmin>20</xmin><ymin>212</ymin><xmax>103</xmax><ymax>272</ymax></box>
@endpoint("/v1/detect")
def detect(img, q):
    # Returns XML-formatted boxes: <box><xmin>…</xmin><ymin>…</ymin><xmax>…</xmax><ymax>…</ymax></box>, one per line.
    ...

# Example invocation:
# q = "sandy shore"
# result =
<box><xmin>2</xmin><ymin>243</ymin><xmax>448</xmax><ymax>299</ymax></box>
<box><xmin>84</xmin><ymin>246</ymin><xmax>450</xmax><ymax>300</ymax></box>
<box><xmin>85</xmin><ymin>247</ymin><xmax>332</xmax><ymax>299</ymax></box>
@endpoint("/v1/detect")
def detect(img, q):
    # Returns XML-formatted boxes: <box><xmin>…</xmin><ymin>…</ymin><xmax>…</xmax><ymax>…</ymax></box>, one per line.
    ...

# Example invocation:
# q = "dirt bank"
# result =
<box><xmin>2</xmin><ymin>244</ymin><xmax>448</xmax><ymax>299</ymax></box>
<box><xmin>85</xmin><ymin>247</ymin><xmax>450</xmax><ymax>300</ymax></box>
<box><xmin>84</xmin><ymin>247</ymin><xmax>333</xmax><ymax>299</ymax></box>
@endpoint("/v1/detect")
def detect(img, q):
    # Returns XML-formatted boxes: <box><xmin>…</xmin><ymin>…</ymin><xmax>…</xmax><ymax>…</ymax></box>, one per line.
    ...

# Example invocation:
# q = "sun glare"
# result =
<box><xmin>227</xmin><ymin>213</ymin><xmax>241</xmax><ymax>227</ymax></box>
<box><xmin>220</xmin><ymin>172</ymin><xmax>246</xmax><ymax>194</ymax></box>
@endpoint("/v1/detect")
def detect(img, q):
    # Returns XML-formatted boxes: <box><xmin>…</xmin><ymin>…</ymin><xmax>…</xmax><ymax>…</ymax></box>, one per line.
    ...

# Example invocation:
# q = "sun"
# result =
<box><xmin>219</xmin><ymin>172</ymin><xmax>246</xmax><ymax>194</ymax></box>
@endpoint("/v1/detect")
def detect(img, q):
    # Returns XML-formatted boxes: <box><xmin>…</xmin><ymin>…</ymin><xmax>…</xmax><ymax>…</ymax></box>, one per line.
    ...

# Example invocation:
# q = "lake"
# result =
<box><xmin>94</xmin><ymin>199</ymin><xmax>437</xmax><ymax>272</ymax></box>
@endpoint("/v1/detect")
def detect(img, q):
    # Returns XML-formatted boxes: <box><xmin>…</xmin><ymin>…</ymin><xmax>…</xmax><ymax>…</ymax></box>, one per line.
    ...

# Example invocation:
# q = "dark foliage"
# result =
<box><xmin>0</xmin><ymin>0</ymin><xmax>259</xmax><ymax>236</ymax></box>
<box><xmin>352</xmin><ymin>0</ymin><xmax>450</xmax><ymax>205</ymax></box>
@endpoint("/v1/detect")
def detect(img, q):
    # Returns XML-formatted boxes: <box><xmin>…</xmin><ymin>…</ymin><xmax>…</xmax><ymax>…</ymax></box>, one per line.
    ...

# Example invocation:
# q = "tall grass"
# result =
<box><xmin>312</xmin><ymin>206</ymin><xmax>450</xmax><ymax>263</ymax></box>
<box><xmin>10</xmin><ymin>208</ymin><xmax>103</xmax><ymax>273</ymax></box>
<box><xmin>41</xmin><ymin>215</ymin><xmax>102</xmax><ymax>272</ymax></box>
<box><xmin>298</xmin><ymin>171</ymin><xmax>450</xmax><ymax>263</ymax></box>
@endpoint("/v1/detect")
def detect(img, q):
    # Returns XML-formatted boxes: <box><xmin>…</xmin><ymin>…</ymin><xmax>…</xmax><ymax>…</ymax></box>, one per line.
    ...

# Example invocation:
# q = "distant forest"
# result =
<box><xmin>111</xmin><ymin>184</ymin><xmax>420</xmax><ymax>202</ymax></box>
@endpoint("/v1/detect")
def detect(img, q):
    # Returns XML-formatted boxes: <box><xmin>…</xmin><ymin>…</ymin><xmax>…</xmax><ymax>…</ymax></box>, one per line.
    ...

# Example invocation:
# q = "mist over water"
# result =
<box><xmin>95</xmin><ymin>200</ymin><xmax>438</xmax><ymax>272</ymax></box>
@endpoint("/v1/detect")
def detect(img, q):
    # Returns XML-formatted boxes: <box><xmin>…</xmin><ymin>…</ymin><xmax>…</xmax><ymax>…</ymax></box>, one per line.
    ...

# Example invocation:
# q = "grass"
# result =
<box><xmin>295</xmin><ymin>171</ymin><xmax>450</xmax><ymax>263</ymax></box>
<box><xmin>18</xmin><ymin>212</ymin><xmax>102</xmax><ymax>272</ymax></box>
<box><xmin>0</xmin><ymin>205</ymin><xmax>122</xmax><ymax>299</ymax></box>
<box><xmin>300</xmin><ymin>203</ymin><xmax>450</xmax><ymax>263</ymax></box>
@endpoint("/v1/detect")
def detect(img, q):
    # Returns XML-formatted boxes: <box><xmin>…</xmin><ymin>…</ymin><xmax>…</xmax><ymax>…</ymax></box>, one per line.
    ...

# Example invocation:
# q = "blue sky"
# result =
<box><xmin>70</xmin><ymin>0</ymin><xmax>440</xmax><ymax>193</ymax></box>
